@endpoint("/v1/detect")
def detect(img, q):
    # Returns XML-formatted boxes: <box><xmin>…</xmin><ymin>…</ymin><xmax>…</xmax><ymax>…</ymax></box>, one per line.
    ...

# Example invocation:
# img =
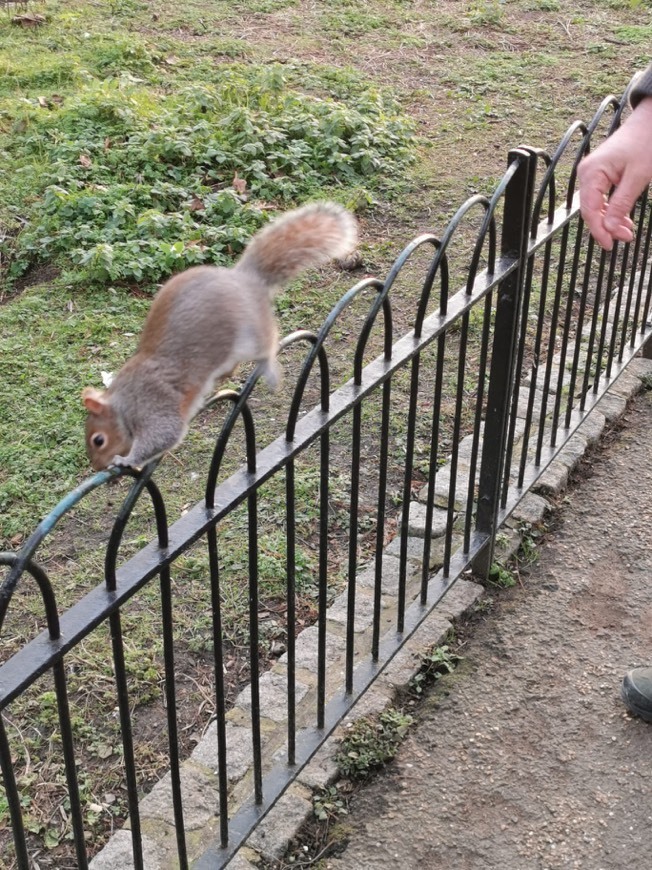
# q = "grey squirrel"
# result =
<box><xmin>83</xmin><ymin>201</ymin><xmax>358</xmax><ymax>470</ymax></box>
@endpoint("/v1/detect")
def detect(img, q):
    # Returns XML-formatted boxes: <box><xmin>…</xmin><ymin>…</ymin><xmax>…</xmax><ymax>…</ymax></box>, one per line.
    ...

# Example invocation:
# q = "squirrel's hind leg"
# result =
<box><xmin>260</xmin><ymin>356</ymin><xmax>281</xmax><ymax>390</ymax></box>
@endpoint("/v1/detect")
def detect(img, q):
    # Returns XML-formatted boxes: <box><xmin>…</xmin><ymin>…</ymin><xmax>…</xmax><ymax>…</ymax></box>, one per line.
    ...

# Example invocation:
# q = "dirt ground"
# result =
<box><xmin>328</xmin><ymin>391</ymin><xmax>652</xmax><ymax>870</ymax></box>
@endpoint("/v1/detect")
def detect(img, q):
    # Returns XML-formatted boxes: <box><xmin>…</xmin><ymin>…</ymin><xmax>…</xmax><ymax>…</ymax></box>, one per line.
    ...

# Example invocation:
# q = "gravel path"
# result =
<box><xmin>330</xmin><ymin>392</ymin><xmax>652</xmax><ymax>870</ymax></box>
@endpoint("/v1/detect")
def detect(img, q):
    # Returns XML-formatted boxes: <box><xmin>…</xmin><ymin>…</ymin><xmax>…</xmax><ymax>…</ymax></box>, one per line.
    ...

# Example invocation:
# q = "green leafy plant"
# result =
<box><xmin>1</xmin><ymin>64</ymin><xmax>414</xmax><ymax>289</ymax></box>
<box><xmin>313</xmin><ymin>785</ymin><xmax>349</xmax><ymax>822</ymax></box>
<box><xmin>517</xmin><ymin>522</ymin><xmax>542</xmax><ymax>567</ymax></box>
<box><xmin>337</xmin><ymin>708</ymin><xmax>414</xmax><ymax>779</ymax></box>
<box><xmin>409</xmin><ymin>643</ymin><xmax>462</xmax><ymax>696</ymax></box>
<box><xmin>487</xmin><ymin>560</ymin><xmax>517</xmax><ymax>588</ymax></box>
<box><xmin>640</xmin><ymin>371</ymin><xmax>652</xmax><ymax>391</ymax></box>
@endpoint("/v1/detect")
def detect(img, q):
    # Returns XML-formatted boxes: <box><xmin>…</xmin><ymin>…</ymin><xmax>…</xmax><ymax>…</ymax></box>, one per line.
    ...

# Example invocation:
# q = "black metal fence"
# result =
<box><xmin>2</xmin><ymin>80</ymin><xmax>652</xmax><ymax>868</ymax></box>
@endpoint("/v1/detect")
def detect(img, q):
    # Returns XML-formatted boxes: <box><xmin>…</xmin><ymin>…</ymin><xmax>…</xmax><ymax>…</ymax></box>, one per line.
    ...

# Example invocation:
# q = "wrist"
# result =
<box><xmin>629</xmin><ymin>64</ymin><xmax>652</xmax><ymax>108</ymax></box>
<box><xmin>618</xmin><ymin>96</ymin><xmax>652</xmax><ymax>146</ymax></box>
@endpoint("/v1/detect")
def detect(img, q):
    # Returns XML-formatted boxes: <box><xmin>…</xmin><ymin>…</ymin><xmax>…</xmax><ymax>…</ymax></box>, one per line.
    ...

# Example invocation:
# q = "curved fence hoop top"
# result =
<box><xmin>395</xmin><ymin>180</ymin><xmax>513</xmax><ymax>337</ymax></box>
<box><xmin>0</xmin><ymin>554</ymin><xmax>60</xmax><ymax>639</ymax></box>
<box><xmin>280</xmin><ymin>330</ymin><xmax>329</xmax><ymax>442</ymax></box>
<box><xmin>0</xmin><ymin>468</ymin><xmax>119</xmax><ymax>624</ymax></box>
<box><xmin>0</xmin><ymin>461</ymin><xmax>173</xmax><ymax>632</ymax></box>
<box><xmin>564</xmin><ymin>94</ymin><xmax>623</xmax><ymax>211</ymax></box>
<box><xmin>409</xmin><ymin>176</ymin><xmax>511</xmax><ymax>337</ymax></box>
<box><xmin>464</xmin><ymin>156</ymin><xmax>529</xmax><ymax>287</ymax></box>
<box><xmin>531</xmin><ymin>87</ymin><xmax>628</xmax><ymax>225</ymax></box>
<box><xmin>608</xmin><ymin>70</ymin><xmax>643</xmax><ymax>133</ymax></box>
<box><xmin>464</xmin><ymin>197</ymin><xmax>497</xmax><ymax>293</ymax></box>
<box><xmin>104</xmin><ymin>468</ymin><xmax>168</xmax><ymax>591</ymax></box>
<box><xmin>530</xmin><ymin>119</ymin><xmax>589</xmax><ymax>222</ymax></box>
<box><xmin>372</xmin><ymin>232</ymin><xmax>440</xmax><ymax>338</ymax></box>
<box><xmin>353</xmin><ymin>282</ymin><xmax>393</xmax><ymax>385</ymax></box>
<box><xmin>204</xmin><ymin>387</ymin><xmax>258</xmax><ymax>508</ymax></box>
<box><xmin>281</xmin><ymin>276</ymin><xmax>384</xmax><ymax>436</ymax></box>
<box><xmin>588</xmin><ymin>93</ymin><xmax>624</xmax><ymax>140</ymax></box>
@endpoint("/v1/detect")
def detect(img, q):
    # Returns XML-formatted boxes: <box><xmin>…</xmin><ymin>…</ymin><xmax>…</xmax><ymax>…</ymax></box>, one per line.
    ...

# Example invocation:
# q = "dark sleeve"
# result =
<box><xmin>630</xmin><ymin>63</ymin><xmax>652</xmax><ymax>107</ymax></box>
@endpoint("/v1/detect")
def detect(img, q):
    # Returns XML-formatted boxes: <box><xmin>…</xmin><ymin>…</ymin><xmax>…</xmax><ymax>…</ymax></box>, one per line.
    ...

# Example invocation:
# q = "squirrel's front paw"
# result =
<box><xmin>111</xmin><ymin>454</ymin><xmax>137</xmax><ymax>469</ymax></box>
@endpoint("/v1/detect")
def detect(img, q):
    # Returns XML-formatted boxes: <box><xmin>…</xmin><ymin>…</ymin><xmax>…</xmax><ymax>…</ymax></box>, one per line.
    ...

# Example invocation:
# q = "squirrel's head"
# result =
<box><xmin>82</xmin><ymin>388</ymin><xmax>132</xmax><ymax>470</ymax></box>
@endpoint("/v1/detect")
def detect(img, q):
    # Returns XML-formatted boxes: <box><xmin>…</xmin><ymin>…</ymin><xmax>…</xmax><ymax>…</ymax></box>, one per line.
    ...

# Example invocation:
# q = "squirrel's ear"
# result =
<box><xmin>82</xmin><ymin>387</ymin><xmax>108</xmax><ymax>415</ymax></box>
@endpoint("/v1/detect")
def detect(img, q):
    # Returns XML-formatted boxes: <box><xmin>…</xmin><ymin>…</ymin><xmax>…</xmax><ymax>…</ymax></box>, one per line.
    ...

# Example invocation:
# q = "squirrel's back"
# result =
<box><xmin>234</xmin><ymin>201</ymin><xmax>358</xmax><ymax>291</ymax></box>
<box><xmin>136</xmin><ymin>201</ymin><xmax>357</xmax><ymax>370</ymax></box>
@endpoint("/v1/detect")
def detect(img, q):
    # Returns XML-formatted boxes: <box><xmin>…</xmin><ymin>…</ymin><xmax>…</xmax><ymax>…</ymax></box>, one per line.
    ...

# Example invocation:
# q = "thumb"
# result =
<box><xmin>603</xmin><ymin>169</ymin><xmax>648</xmax><ymax>234</ymax></box>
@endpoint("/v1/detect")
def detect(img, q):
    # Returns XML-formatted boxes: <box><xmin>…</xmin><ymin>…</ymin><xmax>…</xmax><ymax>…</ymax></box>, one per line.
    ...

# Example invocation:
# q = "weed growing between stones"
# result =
<box><xmin>336</xmin><ymin>708</ymin><xmax>415</xmax><ymax>779</ymax></box>
<box><xmin>409</xmin><ymin>643</ymin><xmax>463</xmax><ymax>697</ymax></box>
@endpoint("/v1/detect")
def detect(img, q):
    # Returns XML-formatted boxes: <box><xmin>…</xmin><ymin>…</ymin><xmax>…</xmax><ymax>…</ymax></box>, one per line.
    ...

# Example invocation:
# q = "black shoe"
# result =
<box><xmin>621</xmin><ymin>667</ymin><xmax>652</xmax><ymax>722</ymax></box>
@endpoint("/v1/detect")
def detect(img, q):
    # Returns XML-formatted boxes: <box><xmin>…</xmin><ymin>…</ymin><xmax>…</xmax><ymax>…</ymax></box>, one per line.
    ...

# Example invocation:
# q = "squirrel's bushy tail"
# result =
<box><xmin>234</xmin><ymin>201</ymin><xmax>358</xmax><ymax>290</ymax></box>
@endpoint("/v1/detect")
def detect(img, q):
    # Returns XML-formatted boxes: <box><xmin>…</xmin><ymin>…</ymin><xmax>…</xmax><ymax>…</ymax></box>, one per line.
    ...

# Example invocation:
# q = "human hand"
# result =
<box><xmin>577</xmin><ymin>97</ymin><xmax>652</xmax><ymax>251</ymax></box>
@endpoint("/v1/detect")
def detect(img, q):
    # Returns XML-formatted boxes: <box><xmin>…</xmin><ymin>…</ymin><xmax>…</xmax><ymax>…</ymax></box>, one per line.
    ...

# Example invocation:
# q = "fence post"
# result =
<box><xmin>474</xmin><ymin>148</ymin><xmax>536</xmax><ymax>576</ymax></box>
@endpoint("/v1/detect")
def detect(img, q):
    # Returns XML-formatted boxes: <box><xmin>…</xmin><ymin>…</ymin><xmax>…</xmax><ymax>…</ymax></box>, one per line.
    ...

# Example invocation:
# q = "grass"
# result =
<box><xmin>1</xmin><ymin>0</ymin><xmax>651</xmax><ymax>864</ymax></box>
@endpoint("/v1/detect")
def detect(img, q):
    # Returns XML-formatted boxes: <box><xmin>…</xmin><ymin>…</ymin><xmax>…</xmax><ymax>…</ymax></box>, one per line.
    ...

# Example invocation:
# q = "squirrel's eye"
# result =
<box><xmin>92</xmin><ymin>433</ymin><xmax>106</xmax><ymax>448</ymax></box>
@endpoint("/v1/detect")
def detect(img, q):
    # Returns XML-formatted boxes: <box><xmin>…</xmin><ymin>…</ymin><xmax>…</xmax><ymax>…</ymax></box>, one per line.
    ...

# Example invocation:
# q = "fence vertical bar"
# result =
<box><xmin>248</xmin><ymin>488</ymin><xmax>263</xmax><ymax>803</ymax></box>
<box><xmin>286</xmin><ymin>460</ymin><xmax>297</xmax><ymax>763</ymax></box>
<box><xmin>398</xmin><ymin>356</ymin><xmax>420</xmax><ymax>630</ymax></box>
<box><xmin>346</xmin><ymin>400</ymin><xmax>362</xmax><ymax>693</ymax></box>
<box><xmin>110</xmin><ymin>610</ymin><xmax>144</xmax><ymax>870</ymax></box>
<box><xmin>640</xmin><ymin>220</ymin><xmax>652</xmax><ymax>338</ymax></box>
<box><xmin>464</xmin><ymin>294</ymin><xmax>493</xmax><ymax>553</ymax></box>
<box><xmin>159</xmin><ymin>564</ymin><xmax>188</xmax><ymax>869</ymax></box>
<box><xmin>444</xmin><ymin>315</ymin><xmax>470</xmax><ymax>575</ymax></box>
<box><xmin>53</xmin><ymin>661</ymin><xmax>89</xmax><ymax>869</ymax></box>
<box><xmin>592</xmin><ymin>246</ymin><xmax>620</xmax><ymax>395</ymax></box>
<box><xmin>0</xmin><ymin>715</ymin><xmax>29</xmax><ymax>869</ymax></box>
<box><xmin>549</xmin><ymin>220</ymin><xmax>584</xmax><ymax>448</ymax></box>
<box><xmin>317</xmin><ymin>431</ymin><xmax>329</xmax><ymax>728</ymax></box>
<box><xmin>579</xmin><ymin>247</ymin><xmax>608</xmax><ymax>410</ymax></box>
<box><xmin>629</xmin><ymin>195</ymin><xmax>652</xmax><ymax>346</ymax></box>
<box><xmin>207</xmin><ymin>524</ymin><xmax>229</xmax><ymax>848</ymax></box>
<box><xmin>475</xmin><ymin>149</ymin><xmax>535</xmax><ymax>574</ymax></box>
<box><xmin>564</xmin><ymin>225</ymin><xmax>593</xmax><ymax>428</ymax></box>
<box><xmin>421</xmin><ymin>334</ymin><xmax>446</xmax><ymax>602</ymax></box>
<box><xmin>372</xmin><ymin>378</ymin><xmax>392</xmax><ymax>659</ymax></box>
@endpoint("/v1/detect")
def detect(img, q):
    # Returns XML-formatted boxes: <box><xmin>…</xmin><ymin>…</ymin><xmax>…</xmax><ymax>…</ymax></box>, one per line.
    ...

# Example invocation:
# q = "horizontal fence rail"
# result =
<box><xmin>2</xmin><ymin>79</ymin><xmax>652</xmax><ymax>868</ymax></box>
